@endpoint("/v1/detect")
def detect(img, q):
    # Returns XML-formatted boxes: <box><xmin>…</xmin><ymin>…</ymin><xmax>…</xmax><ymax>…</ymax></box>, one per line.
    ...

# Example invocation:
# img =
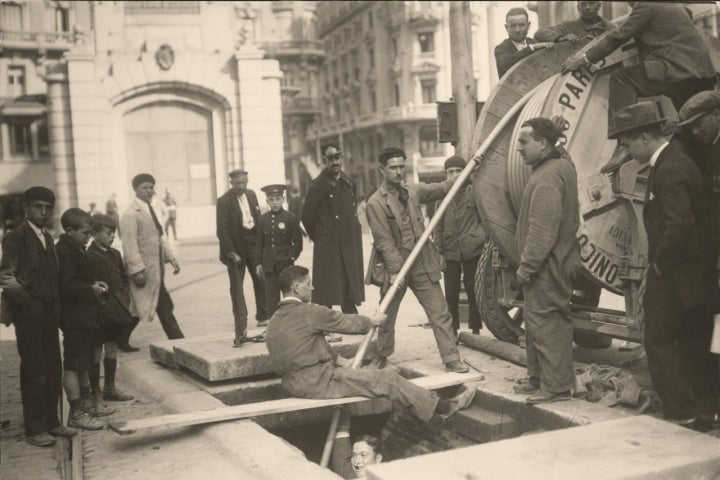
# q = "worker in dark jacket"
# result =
<box><xmin>255</xmin><ymin>184</ymin><xmax>303</xmax><ymax>317</ymax></box>
<box><xmin>534</xmin><ymin>1</ymin><xmax>614</xmax><ymax>43</ymax></box>
<box><xmin>562</xmin><ymin>2</ymin><xmax>716</xmax><ymax>171</ymax></box>
<box><xmin>513</xmin><ymin>118</ymin><xmax>580</xmax><ymax>405</ymax></box>
<box><xmin>265</xmin><ymin>266</ymin><xmax>475</xmax><ymax>424</ymax></box>
<box><xmin>494</xmin><ymin>7</ymin><xmax>554</xmax><ymax>78</ymax></box>
<box><xmin>302</xmin><ymin>143</ymin><xmax>365</xmax><ymax>313</ymax></box>
<box><xmin>678</xmin><ymin>91</ymin><xmax>720</xmax><ymax>300</ymax></box>
<box><xmin>434</xmin><ymin>155</ymin><xmax>486</xmax><ymax>335</ymax></box>
<box><xmin>612</xmin><ymin>101</ymin><xmax>719</xmax><ymax>431</ymax></box>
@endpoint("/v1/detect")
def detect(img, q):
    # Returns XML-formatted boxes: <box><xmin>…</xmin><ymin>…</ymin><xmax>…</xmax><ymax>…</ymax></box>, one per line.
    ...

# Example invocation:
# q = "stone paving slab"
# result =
<box><xmin>170</xmin><ymin>335</ymin><xmax>375</xmax><ymax>381</ymax></box>
<box><xmin>366</xmin><ymin>416</ymin><xmax>720</xmax><ymax>480</ymax></box>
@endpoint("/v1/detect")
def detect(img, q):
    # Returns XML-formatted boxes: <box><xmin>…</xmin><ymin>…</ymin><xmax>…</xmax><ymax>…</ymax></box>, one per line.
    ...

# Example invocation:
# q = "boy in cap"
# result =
<box><xmin>434</xmin><ymin>155</ymin><xmax>486</xmax><ymax>336</ymax></box>
<box><xmin>255</xmin><ymin>184</ymin><xmax>303</xmax><ymax>318</ymax></box>
<box><xmin>0</xmin><ymin>187</ymin><xmax>77</xmax><ymax>445</ymax></box>
<box><xmin>56</xmin><ymin>208</ymin><xmax>110</xmax><ymax>430</ymax></box>
<box><xmin>86</xmin><ymin>214</ymin><xmax>134</xmax><ymax>403</ymax></box>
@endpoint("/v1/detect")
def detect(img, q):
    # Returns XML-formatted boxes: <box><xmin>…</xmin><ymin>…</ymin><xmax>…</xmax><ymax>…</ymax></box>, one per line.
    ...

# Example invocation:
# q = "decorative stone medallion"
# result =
<box><xmin>155</xmin><ymin>44</ymin><xmax>174</xmax><ymax>71</ymax></box>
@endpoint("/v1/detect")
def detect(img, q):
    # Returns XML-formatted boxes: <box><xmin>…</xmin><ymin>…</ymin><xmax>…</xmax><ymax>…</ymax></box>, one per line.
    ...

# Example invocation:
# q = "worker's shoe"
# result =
<box><xmin>440</xmin><ymin>387</ymin><xmax>477</xmax><ymax>420</ymax></box>
<box><xmin>119</xmin><ymin>343</ymin><xmax>140</xmax><ymax>352</ymax></box>
<box><xmin>445</xmin><ymin>360</ymin><xmax>469</xmax><ymax>373</ymax></box>
<box><xmin>68</xmin><ymin>411</ymin><xmax>104</xmax><ymax>431</ymax></box>
<box><xmin>48</xmin><ymin>425</ymin><xmax>78</xmax><ymax>438</ymax></box>
<box><xmin>512</xmin><ymin>377</ymin><xmax>540</xmax><ymax>395</ymax></box>
<box><xmin>25</xmin><ymin>432</ymin><xmax>57</xmax><ymax>447</ymax></box>
<box><xmin>103</xmin><ymin>387</ymin><xmax>134</xmax><ymax>402</ymax></box>
<box><xmin>526</xmin><ymin>389</ymin><xmax>571</xmax><ymax>404</ymax></box>
<box><xmin>367</xmin><ymin>356</ymin><xmax>387</xmax><ymax>370</ymax></box>
<box><xmin>82</xmin><ymin>395</ymin><xmax>114</xmax><ymax>417</ymax></box>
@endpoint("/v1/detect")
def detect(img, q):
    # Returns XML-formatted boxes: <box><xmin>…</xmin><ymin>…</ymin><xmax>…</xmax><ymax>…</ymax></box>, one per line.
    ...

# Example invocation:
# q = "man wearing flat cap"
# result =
<box><xmin>434</xmin><ymin>155</ymin><xmax>486</xmax><ymax>336</ymax></box>
<box><xmin>0</xmin><ymin>187</ymin><xmax>76</xmax><ymax>445</ymax></box>
<box><xmin>611</xmin><ymin>101</ymin><xmax>719</xmax><ymax>431</ymax></box>
<box><xmin>120</xmin><ymin>173</ymin><xmax>184</xmax><ymax>341</ymax></box>
<box><xmin>255</xmin><ymin>184</ymin><xmax>303</xmax><ymax>317</ymax></box>
<box><xmin>679</xmin><ymin>91</ymin><xmax>720</xmax><ymax>295</ymax></box>
<box><xmin>216</xmin><ymin>169</ymin><xmax>267</xmax><ymax>347</ymax></box>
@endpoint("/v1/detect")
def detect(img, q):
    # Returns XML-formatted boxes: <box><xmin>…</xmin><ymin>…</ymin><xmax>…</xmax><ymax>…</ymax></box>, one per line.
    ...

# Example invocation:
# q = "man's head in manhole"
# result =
<box><xmin>351</xmin><ymin>435</ymin><xmax>383</xmax><ymax>477</ymax></box>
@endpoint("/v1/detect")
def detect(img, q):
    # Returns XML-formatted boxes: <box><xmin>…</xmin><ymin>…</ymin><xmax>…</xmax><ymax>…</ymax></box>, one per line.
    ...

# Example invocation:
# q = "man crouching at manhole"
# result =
<box><xmin>513</xmin><ymin>117</ymin><xmax>580</xmax><ymax>404</ymax></box>
<box><xmin>266</xmin><ymin>265</ymin><xmax>476</xmax><ymax>423</ymax></box>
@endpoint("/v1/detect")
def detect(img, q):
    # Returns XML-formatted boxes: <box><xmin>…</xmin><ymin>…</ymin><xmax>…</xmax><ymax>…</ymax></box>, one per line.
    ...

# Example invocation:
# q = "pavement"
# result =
<box><xmin>0</xmin><ymin>233</ymin><xmax>662</xmax><ymax>479</ymax></box>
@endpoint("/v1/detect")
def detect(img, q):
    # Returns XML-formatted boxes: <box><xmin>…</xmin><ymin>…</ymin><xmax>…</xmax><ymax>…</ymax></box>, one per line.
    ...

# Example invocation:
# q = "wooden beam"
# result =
<box><xmin>109</xmin><ymin>372</ymin><xmax>484</xmax><ymax>436</ymax></box>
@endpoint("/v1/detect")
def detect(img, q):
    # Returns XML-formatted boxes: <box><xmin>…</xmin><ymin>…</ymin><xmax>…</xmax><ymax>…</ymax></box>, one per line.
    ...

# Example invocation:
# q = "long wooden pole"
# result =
<box><xmin>450</xmin><ymin>1</ymin><xmax>477</xmax><ymax>160</ymax></box>
<box><xmin>318</xmin><ymin>82</ymin><xmax>543</xmax><ymax>468</ymax></box>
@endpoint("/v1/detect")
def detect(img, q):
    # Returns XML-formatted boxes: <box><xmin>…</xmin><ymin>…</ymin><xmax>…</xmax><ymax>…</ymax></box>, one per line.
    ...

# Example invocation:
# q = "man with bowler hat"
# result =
<box><xmin>217</xmin><ymin>169</ymin><xmax>267</xmax><ymax>346</ymax></box>
<box><xmin>611</xmin><ymin>101</ymin><xmax>719</xmax><ymax>430</ymax></box>
<box><xmin>0</xmin><ymin>187</ymin><xmax>77</xmax><ymax>445</ymax></box>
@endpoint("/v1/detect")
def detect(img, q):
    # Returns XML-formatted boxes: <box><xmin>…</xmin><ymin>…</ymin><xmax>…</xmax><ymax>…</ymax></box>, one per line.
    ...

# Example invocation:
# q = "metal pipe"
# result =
<box><xmin>319</xmin><ymin>81</ymin><xmax>544</xmax><ymax>468</ymax></box>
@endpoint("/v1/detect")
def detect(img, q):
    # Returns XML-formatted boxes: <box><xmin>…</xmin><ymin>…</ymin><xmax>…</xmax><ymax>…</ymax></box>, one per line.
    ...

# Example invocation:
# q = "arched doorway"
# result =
<box><xmin>123</xmin><ymin>101</ymin><xmax>216</xmax><ymax>206</ymax></box>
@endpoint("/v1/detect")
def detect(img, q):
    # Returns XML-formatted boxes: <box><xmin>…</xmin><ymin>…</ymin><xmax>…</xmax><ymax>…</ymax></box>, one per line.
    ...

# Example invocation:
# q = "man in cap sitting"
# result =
<box><xmin>255</xmin><ymin>184</ymin><xmax>303</xmax><ymax>318</ymax></box>
<box><xmin>610</xmin><ymin>101</ymin><xmax>719</xmax><ymax>431</ymax></box>
<box><xmin>120</xmin><ymin>173</ymin><xmax>184</xmax><ymax>340</ymax></box>
<box><xmin>0</xmin><ymin>187</ymin><xmax>77</xmax><ymax>445</ymax></box>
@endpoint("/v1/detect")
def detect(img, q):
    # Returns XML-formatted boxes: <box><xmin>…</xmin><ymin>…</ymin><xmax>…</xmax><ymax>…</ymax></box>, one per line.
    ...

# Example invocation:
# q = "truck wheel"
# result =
<box><xmin>475</xmin><ymin>241</ymin><xmax>524</xmax><ymax>344</ymax></box>
<box><xmin>571</xmin><ymin>279</ymin><xmax>612</xmax><ymax>349</ymax></box>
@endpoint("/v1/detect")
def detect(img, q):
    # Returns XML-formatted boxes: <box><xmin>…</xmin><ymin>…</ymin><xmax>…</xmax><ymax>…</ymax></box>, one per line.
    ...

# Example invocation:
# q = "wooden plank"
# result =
<box><xmin>109</xmin><ymin>372</ymin><xmax>484</xmax><ymax>435</ymax></box>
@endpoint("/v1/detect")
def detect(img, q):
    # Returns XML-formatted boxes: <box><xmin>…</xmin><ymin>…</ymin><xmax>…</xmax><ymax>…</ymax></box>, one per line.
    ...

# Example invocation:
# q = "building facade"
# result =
<box><xmin>308</xmin><ymin>1</ymin><xmax>512</xmax><ymax>199</ymax></box>
<box><xmin>1</xmin><ymin>1</ymin><xmax>286</xmax><ymax>238</ymax></box>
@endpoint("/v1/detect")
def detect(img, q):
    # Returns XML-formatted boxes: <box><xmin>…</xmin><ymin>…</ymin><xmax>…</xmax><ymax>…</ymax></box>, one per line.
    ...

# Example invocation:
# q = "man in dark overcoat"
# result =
<box><xmin>216</xmin><ymin>169</ymin><xmax>268</xmax><ymax>346</ymax></box>
<box><xmin>613</xmin><ymin>101</ymin><xmax>719</xmax><ymax>431</ymax></box>
<box><xmin>301</xmin><ymin>143</ymin><xmax>365</xmax><ymax>313</ymax></box>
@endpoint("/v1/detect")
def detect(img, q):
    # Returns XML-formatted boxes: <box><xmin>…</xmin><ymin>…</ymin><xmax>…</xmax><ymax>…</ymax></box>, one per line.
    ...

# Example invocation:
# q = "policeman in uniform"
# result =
<box><xmin>255</xmin><ymin>185</ymin><xmax>303</xmax><ymax>317</ymax></box>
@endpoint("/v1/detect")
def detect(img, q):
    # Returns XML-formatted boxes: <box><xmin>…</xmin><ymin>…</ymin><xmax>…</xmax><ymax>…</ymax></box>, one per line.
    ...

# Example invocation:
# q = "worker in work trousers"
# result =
<box><xmin>513</xmin><ymin>118</ymin><xmax>580</xmax><ymax>405</ymax></box>
<box><xmin>265</xmin><ymin>266</ymin><xmax>476</xmax><ymax>423</ymax></box>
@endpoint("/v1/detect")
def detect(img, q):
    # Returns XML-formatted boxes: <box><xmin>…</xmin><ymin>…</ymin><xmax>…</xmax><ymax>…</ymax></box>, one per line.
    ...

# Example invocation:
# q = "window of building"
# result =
<box><xmin>421</xmin><ymin>79</ymin><xmax>436</xmax><ymax>104</ymax></box>
<box><xmin>393</xmin><ymin>83</ymin><xmax>400</xmax><ymax>106</ymax></box>
<box><xmin>7</xmin><ymin>66</ymin><xmax>26</xmax><ymax>98</ymax></box>
<box><xmin>0</xmin><ymin>3</ymin><xmax>23</xmax><ymax>31</ymax></box>
<box><xmin>419</xmin><ymin>125</ymin><xmax>442</xmax><ymax>157</ymax></box>
<box><xmin>391</xmin><ymin>37</ymin><xmax>398</xmax><ymax>61</ymax></box>
<box><xmin>367</xmin><ymin>10</ymin><xmax>373</xmax><ymax>29</ymax></box>
<box><xmin>37</xmin><ymin>119</ymin><xmax>49</xmax><ymax>157</ymax></box>
<box><xmin>418</xmin><ymin>32</ymin><xmax>434</xmax><ymax>53</ymax></box>
<box><xmin>55</xmin><ymin>6</ymin><xmax>70</xmax><ymax>32</ymax></box>
<box><xmin>9</xmin><ymin>122</ymin><xmax>32</xmax><ymax>156</ymax></box>
<box><xmin>342</xmin><ymin>56</ymin><xmax>349</xmax><ymax>85</ymax></box>
<box><xmin>370</xmin><ymin>89</ymin><xmax>377</xmax><ymax>112</ymax></box>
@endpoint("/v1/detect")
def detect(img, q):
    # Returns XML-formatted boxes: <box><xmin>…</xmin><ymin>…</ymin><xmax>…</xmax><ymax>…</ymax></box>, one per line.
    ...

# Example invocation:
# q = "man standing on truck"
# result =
<box><xmin>512</xmin><ymin>118</ymin><xmax>580</xmax><ymax>404</ymax></box>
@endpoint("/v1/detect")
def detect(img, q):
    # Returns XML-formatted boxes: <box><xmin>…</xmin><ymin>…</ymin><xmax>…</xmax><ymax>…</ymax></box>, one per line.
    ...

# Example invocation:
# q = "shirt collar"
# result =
<box><xmin>713</xmin><ymin>129</ymin><xmax>720</xmax><ymax>145</ymax></box>
<box><xmin>511</xmin><ymin>38</ymin><xmax>528</xmax><ymax>50</ymax></box>
<box><xmin>649</xmin><ymin>141</ymin><xmax>670</xmax><ymax>167</ymax></box>
<box><xmin>27</xmin><ymin>220</ymin><xmax>45</xmax><ymax>236</ymax></box>
<box><xmin>281</xmin><ymin>295</ymin><xmax>303</xmax><ymax>303</ymax></box>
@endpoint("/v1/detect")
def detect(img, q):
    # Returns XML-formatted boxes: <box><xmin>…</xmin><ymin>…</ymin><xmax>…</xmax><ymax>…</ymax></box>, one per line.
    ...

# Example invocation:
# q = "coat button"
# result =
<box><xmin>335</xmin><ymin>215</ymin><xmax>339</xmax><ymax>219</ymax></box>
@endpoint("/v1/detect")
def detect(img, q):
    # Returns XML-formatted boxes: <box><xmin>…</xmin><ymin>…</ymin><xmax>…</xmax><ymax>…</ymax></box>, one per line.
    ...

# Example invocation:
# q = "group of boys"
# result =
<box><xmin>0</xmin><ymin>187</ymin><xmax>134</xmax><ymax>447</ymax></box>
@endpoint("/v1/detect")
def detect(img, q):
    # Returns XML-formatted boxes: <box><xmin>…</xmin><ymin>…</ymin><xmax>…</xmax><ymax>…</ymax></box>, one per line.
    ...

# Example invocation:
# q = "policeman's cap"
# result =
<box><xmin>608</xmin><ymin>101</ymin><xmax>666</xmax><ymax>140</ymax></box>
<box><xmin>678</xmin><ymin>91</ymin><xmax>720</xmax><ymax>127</ymax></box>
<box><xmin>261</xmin><ymin>184</ymin><xmax>286</xmax><ymax>195</ymax></box>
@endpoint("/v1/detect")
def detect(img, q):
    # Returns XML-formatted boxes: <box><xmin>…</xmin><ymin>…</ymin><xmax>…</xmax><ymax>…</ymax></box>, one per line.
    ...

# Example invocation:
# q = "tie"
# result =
<box><xmin>146</xmin><ymin>201</ymin><xmax>164</xmax><ymax>235</ymax></box>
<box><xmin>644</xmin><ymin>167</ymin><xmax>655</xmax><ymax>204</ymax></box>
<box><xmin>397</xmin><ymin>186</ymin><xmax>409</xmax><ymax>207</ymax></box>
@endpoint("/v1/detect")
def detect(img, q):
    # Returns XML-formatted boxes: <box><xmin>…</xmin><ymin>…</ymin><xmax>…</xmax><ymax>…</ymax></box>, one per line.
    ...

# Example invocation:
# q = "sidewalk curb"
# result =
<box><xmin>117</xmin><ymin>355</ymin><xmax>341</xmax><ymax>480</ymax></box>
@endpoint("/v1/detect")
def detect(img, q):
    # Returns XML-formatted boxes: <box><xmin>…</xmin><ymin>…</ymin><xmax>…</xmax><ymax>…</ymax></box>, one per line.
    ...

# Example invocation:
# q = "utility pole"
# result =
<box><xmin>449</xmin><ymin>1</ymin><xmax>477</xmax><ymax>160</ymax></box>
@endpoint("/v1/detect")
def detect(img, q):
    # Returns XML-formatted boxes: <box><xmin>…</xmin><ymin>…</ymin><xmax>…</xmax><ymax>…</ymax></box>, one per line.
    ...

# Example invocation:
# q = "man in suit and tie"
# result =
<box><xmin>0</xmin><ymin>187</ymin><xmax>77</xmax><ymax>446</ymax></box>
<box><xmin>494</xmin><ymin>7</ymin><xmax>554</xmax><ymax>79</ymax></box>
<box><xmin>120</xmin><ymin>173</ymin><xmax>184</xmax><ymax>341</ymax></box>
<box><xmin>611</xmin><ymin>102</ymin><xmax>719</xmax><ymax>431</ymax></box>
<box><xmin>216</xmin><ymin>169</ymin><xmax>268</xmax><ymax>347</ymax></box>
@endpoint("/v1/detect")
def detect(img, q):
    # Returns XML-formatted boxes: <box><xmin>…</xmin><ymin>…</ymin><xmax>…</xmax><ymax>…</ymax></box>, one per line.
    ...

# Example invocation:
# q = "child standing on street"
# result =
<box><xmin>255</xmin><ymin>185</ymin><xmax>303</xmax><ymax>317</ymax></box>
<box><xmin>56</xmin><ymin>208</ymin><xmax>110</xmax><ymax>430</ymax></box>
<box><xmin>86</xmin><ymin>214</ymin><xmax>134</xmax><ymax>404</ymax></box>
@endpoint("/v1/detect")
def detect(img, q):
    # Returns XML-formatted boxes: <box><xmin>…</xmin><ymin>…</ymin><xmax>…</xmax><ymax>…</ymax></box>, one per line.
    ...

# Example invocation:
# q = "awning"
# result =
<box><xmin>0</xmin><ymin>94</ymin><xmax>47</xmax><ymax>117</ymax></box>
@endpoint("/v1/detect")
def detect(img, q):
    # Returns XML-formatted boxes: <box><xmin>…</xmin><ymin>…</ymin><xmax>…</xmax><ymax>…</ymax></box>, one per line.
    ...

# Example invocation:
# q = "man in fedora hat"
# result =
<box><xmin>611</xmin><ymin>101</ymin><xmax>719</xmax><ymax>431</ymax></box>
<box><xmin>678</xmin><ymin>91</ymin><xmax>720</xmax><ymax>291</ymax></box>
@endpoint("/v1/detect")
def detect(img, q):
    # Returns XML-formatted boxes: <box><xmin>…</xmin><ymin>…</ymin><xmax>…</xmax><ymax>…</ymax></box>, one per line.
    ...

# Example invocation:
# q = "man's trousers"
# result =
<box><xmin>156</xmin><ymin>283</ymin><xmax>184</xmax><ymax>340</ymax></box>
<box><xmin>444</xmin><ymin>256</ymin><xmax>482</xmax><ymax>331</ymax></box>
<box><xmin>378</xmin><ymin>260</ymin><xmax>459</xmax><ymax>364</ymax></box>
<box><xmin>644</xmin><ymin>269</ymin><xmax>719</xmax><ymax>420</ymax></box>
<box><xmin>13</xmin><ymin>298</ymin><xmax>62</xmax><ymax>436</ymax></box>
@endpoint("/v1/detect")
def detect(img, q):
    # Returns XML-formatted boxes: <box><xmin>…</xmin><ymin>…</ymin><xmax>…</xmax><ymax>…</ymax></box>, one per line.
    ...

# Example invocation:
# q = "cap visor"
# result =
<box><xmin>677</xmin><ymin>111</ymin><xmax>705</xmax><ymax>127</ymax></box>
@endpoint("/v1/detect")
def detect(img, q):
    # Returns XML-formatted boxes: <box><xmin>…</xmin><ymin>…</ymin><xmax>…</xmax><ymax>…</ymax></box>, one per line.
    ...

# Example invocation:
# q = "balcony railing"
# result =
<box><xmin>0</xmin><ymin>30</ymin><xmax>74</xmax><ymax>51</ymax></box>
<box><xmin>262</xmin><ymin>40</ymin><xmax>326</xmax><ymax>60</ymax></box>
<box><xmin>283</xmin><ymin>96</ymin><xmax>322</xmax><ymax>116</ymax></box>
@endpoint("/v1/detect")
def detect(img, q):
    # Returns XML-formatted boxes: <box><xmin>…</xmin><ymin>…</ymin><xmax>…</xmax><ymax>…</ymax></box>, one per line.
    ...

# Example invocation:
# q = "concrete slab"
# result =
<box><xmin>149</xmin><ymin>333</ymin><xmax>230</xmax><ymax>367</ymax></box>
<box><xmin>366</xmin><ymin>416</ymin><xmax>720</xmax><ymax>480</ymax></box>
<box><xmin>453</xmin><ymin>406</ymin><xmax>519</xmax><ymax>443</ymax></box>
<box><xmin>173</xmin><ymin>335</ymin><xmax>376</xmax><ymax>381</ymax></box>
